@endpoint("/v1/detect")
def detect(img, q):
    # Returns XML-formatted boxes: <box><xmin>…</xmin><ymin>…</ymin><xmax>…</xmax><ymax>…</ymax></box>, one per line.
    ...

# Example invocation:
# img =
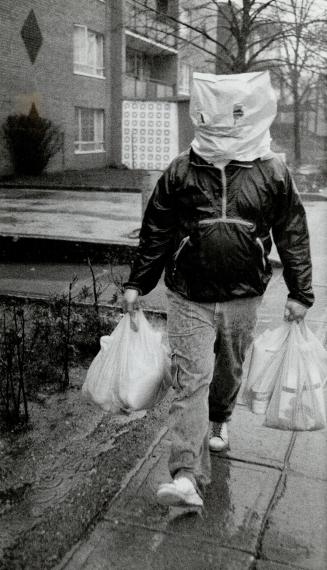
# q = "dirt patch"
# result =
<box><xmin>0</xmin><ymin>313</ymin><xmax>171</xmax><ymax>570</ymax></box>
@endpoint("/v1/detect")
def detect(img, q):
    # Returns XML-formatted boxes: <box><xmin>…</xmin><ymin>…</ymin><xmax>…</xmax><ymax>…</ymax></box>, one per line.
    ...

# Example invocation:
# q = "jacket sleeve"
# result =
<box><xmin>271</xmin><ymin>166</ymin><xmax>314</xmax><ymax>307</ymax></box>
<box><xmin>124</xmin><ymin>167</ymin><xmax>177</xmax><ymax>295</ymax></box>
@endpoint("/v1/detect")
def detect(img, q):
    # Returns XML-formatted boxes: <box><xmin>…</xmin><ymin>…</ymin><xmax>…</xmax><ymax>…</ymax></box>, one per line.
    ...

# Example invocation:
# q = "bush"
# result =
<box><xmin>2</xmin><ymin>103</ymin><xmax>62</xmax><ymax>175</ymax></box>
<box><xmin>0</xmin><ymin>264</ymin><xmax>123</xmax><ymax>429</ymax></box>
<box><xmin>0</xmin><ymin>305</ymin><xmax>29</xmax><ymax>426</ymax></box>
<box><xmin>0</xmin><ymin>279</ymin><xmax>78</xmax><ymax>426</ymax></box>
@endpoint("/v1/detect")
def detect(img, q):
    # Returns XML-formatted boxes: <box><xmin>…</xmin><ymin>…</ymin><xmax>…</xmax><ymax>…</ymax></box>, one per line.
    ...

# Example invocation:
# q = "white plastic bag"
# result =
<box><xmin>82</xmin><ymin>311</ymin><xmax>171</xmax><ymax>413</ymax></box>
<box><xmin>243</xmin><ymin>323</ymin><xmax>291</xmax><ymax>414</ymax></box>
<box><xmin>265</xmin><ymin>322</ymin><xmax>327</xmax><ymax>431</ymax></box>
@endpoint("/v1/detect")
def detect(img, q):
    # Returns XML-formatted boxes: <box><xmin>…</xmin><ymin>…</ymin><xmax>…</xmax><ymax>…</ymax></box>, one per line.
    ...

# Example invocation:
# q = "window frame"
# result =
<box><xmin>156</xmin><ymin>0</ymin><xmax>169</xmax><ymax>21</ymax></box>
<box><xmin>74</xmin><ymin>107</ymin><xmax>105</xmax><ymax>154</ymax></box>
<box><xmin>178</xmin><ymin>61</ymin><xmax>191</xmax><ymax>96</ymax></box>
<box><xmin>126</xmin><ymin>48</ymin><xmax>152</xmax><ymax>80</ymax></box>
<box><xmin>73</xmin><ymin>24</ymin><xmax>105</xmax><ymax>79</ymax></box>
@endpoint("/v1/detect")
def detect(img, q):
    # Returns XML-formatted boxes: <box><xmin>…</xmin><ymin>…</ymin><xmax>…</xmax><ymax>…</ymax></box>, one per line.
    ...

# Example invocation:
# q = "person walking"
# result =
<box><xmin>123</xmin><ymin>71</ymin><xmax>314</xmax><ymax>508</ymax></box>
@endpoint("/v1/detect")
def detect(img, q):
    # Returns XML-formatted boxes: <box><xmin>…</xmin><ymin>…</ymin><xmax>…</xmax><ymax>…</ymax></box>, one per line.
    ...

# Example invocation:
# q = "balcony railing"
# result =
<box><xmin>123</xmin><ymin>75</ymin><xmax>175</xmax><ymax>99</ymax></box>
<box><xmin>124</xmin><ymin>0</ymin><xmax>177</xmax><ymax>50</ymax></box>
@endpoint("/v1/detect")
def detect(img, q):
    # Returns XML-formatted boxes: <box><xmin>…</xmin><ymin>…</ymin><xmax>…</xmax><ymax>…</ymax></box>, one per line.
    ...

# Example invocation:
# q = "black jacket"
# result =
<box><xmin>126</xmin><ymin>149</ymin><xmax>314</xmax><ymax>307</ymax></box>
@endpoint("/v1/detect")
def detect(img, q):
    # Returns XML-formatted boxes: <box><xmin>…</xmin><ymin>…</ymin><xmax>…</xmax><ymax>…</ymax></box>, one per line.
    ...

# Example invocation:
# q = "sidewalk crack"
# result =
<box><xmin>250</xmin><ymin>431</ymin><xmax>297</xmax><ymax>568</ymax></box>
<box><xmin>223</xmin><ymin>454</ymin><xmax>283</xmax><ymax>472</ymax></box>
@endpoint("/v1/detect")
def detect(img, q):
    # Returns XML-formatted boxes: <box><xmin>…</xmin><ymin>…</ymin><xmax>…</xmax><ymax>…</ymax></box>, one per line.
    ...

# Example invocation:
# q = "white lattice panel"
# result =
<box><xmin>122</xmin><ymin>100</ymin><xmax>178</xmax><ymax>170</ymax></box>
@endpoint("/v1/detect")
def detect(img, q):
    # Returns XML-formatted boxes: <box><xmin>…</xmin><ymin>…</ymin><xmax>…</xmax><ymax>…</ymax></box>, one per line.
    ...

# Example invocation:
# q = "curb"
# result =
<box><xmin>0</xmin><ymin>236</ymin><xmax>137</xmax><ymax>264</ymax></box>
<box><xmin>0</xmin><ymin>395</ymin><xmax>171</xmax><ymax>570</ymax></box>
<box><xmin>0</xmin><ymin>183</ymin><xmax>326</xmax><ymax>201</ymax></box>
<box><xmin>0</xmin><ymin>183</ymin><xmax>142</xmax><ymax>193</ymax></box>
<box><xmin>0</xmin><ymin>234</ymin><xmax>283</xmax><ymax>269</ymax></box>
<box><xmin>0</xmin><ymin>293</ymin><xmax>168</xmax><ymax>320</ymax></box>
<box><xmin>54</xmin><ymin>427</ymin><xmax>169</xmax><ymax>570</ymax></box>
<box><xmin>300</xmin><ymin>192</ymin><xmax>327</xmax><ymax>201</ymax></box>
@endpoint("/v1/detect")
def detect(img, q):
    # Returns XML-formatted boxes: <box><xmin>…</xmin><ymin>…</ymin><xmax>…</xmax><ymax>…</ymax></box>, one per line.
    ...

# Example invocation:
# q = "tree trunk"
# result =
<box><xmin>236</xmin><ymin>0</ymin><xmax>251</xmax><ymax>72</ymax></box>
<box><xmin>293</xmin><ymin>87</ymin><xmax>302</xmax><ymax>164</ymax></box>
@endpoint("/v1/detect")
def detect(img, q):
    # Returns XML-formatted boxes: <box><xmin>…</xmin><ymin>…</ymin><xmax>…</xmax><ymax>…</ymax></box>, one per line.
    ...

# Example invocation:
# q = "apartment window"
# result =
<box><xmin>157</xmin><ymin>0</ymin><xmax>168</xmax><ymax>13</ymax></box>
<box><xmin>74</xmin><ymin>25</ymin><xmax>104</xmax><ymax>77</ymax></box>
<box><xmin>74</xmin><ymin>108</ymin><xmax>104</xmax><ymax>153</ymax></box>
<box><xmin>178</xmin><ymin>62</ymin><xmax>191</xmax><ymax>96</ymax></box>
<box><xmin>156</xmin><ymin>0</ymin><xmax>169</xmax><ymax>21</ymax></box>
<box><xmin>126</xmin><ymin>48</ymin><xmax>151</xmax><ymax>79</ymax></box>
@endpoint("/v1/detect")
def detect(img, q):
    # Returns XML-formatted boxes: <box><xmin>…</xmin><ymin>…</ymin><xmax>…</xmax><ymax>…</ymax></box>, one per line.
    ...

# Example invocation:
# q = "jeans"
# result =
<box><xmin>166</xmin><ymin>288</ymin><xmax>260</xmax><ymax>489</ymax></box>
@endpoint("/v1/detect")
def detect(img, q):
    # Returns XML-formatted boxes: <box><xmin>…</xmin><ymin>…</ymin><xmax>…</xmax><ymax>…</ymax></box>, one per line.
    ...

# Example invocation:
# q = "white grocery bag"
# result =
<box><xmin>82</xmin><ymin>311</ymin><xmax>171</xmax><ymax>413</ymax></box>
<box><xmin>266</xmin><ymin>322</ymin><xmax>327</xmax><ymax>431</ymax></box>
<box><xmin>243</xmin><ymin>323</ymin><xmax>291</xmax><ymax>414</ymax></box>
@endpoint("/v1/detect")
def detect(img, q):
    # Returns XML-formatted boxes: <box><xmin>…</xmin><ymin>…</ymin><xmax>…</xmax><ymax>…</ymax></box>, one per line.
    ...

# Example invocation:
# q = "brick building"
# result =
<box><xmin>118</xmin><ymin>0</ymin><xmax>194</xmax><ymax>170</ymax></box>
<box><xmin>0</xmin><ymin>0</ymin><xmax>201</xmax><ymax>175</ymax></box>
<box><xmin>0</xmin><ymin>0</ymin><xmax>111</xmax><ymax>174</ymax></box>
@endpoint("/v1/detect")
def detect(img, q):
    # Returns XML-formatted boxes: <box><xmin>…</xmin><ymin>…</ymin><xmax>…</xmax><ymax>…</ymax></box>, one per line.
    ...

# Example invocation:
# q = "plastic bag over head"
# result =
<box><xmin>190</xmin><ymin>71</ymin><xmax>277</xmax><ymax>163</ymax></box>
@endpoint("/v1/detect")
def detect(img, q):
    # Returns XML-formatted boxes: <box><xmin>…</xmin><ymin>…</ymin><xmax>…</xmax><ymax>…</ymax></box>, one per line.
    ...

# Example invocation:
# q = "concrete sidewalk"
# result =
<box><xmin>57</xmin><ymin>404</ymin><xmax>327</xmax><ymax>570</ymax></box>
<box><xmin>54</xmin><ymin>205</ymin><xmax>327</xmax><ymax>570</ymax></box>
<box><xmin>0</xmin><ymin>186</ymin><xmax>325</xmax><ymax>247</ymax></box>
<box><xmin>0</xmin><ymin>197</ymin><xmax>326</xmax><ymax>319</ymax></box>
<box><xmin>56</xmin><ymin>283</ymin><xmax>327</xmax><ymax>570</ymax></box>
<box><xmin>0</xmin><ymin>168</ymin><xmax>161</xmax><ymax>192</ymax></box>
<box><xmin>0</xmin><ymin>188</ymin><xmax>326</xmax><ymax>569</ymax></box>
<box><xmin>0</xmin><ymin>187</ymin><xmax>142</xmax><ymax>245</ymax></box>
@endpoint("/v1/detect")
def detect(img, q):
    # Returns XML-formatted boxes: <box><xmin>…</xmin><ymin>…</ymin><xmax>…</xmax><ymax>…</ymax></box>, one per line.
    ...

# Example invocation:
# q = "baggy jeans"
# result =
<box><xmin>166</xmin><ymin>288</ymin><xmax>260</xmax><ymax>489</ymax></box>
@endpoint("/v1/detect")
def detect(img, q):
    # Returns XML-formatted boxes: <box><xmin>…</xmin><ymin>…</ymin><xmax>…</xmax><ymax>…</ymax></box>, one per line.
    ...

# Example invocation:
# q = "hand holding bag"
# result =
<box><xmin>82</xmin><ymin>311</ymin><xmax>171</xmax><ymax>413</ymax></box>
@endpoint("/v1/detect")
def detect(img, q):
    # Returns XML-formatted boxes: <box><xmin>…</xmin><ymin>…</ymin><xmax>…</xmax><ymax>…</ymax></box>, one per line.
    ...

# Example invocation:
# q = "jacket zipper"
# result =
<box><xmin>172</xmin><ymin>167</ymin><xmax>267</xmax><ymax>276</ymax></box>
<box><xmin>221</xmin><ymin>167</ymin><xmax>227</xmax><ymax>219</ymax></box>
<box><xmin>201</xmin><ymin>167</ymin><xmax>253</xmax><ymax>227</ymax></box>
<box><xmin>173</xmin><ymin>235</ymin><xmax>190</xmax><ymax>275</ymax></box>
<box><xmin>256</xmin><ymin>237</ymin><xmax>266</xmax><ymax>270</ymax></box>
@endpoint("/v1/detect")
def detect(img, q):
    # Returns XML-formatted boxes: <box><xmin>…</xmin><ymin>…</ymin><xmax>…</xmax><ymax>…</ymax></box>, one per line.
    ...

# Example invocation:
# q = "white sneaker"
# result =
<box><xmin>157</xmin><ymin>476</ymin><xmax>203</xmax><ymax>507</ymax></box>
<box><xmin>209</xmin><ymin>422</ymin><xmax>230</xmax><ymax>452</ymax></box>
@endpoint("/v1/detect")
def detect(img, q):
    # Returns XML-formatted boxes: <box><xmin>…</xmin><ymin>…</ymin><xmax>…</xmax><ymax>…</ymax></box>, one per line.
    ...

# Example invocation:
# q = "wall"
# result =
<box><xmin>108</xmin><ymin>1</ymin><xmax>124</xmax><ymax>167</ymax></box>
<box><xmin>0</xmin><ymin>0</ymin><xmax>110</xmax><ymax>175</ymax></box>
<box><xmin>178</xmin><ymin>99</ymin><xmax>194</xmax><ymax>152</ymax></box>
<box><xmin>122</xmin><ymin>100</ymin><xmax>179</xmax><ymax>170</ymax></box>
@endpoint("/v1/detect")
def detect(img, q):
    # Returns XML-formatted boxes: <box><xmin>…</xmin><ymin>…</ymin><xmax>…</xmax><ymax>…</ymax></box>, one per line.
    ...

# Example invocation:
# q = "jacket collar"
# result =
<box><xmin>188</xmin><ymin>147</ymin><xmax>255</xmax><ymax>169</ymax></box>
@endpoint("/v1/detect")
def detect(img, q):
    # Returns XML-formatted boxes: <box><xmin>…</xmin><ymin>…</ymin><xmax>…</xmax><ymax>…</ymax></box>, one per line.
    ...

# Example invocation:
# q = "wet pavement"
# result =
<box><xmin>57</xmin><ymin>389</ymin><xmax>327</xmax><ymax>570</ymax></box>
<box><xmin>0</xmin><ymin>188</ymin><xmax>142</xmax><ymax>245</ymax></box>
<box><xmin>0</xmin><ymin>188</ymin><xmax>326</xmax><ymax>569</ymax></box>
<box><xmin>55</xmin><ymin>201</ymin><xmax>327</xmax><ymax>570</ymax></box>
<box><xmin>0</xmin><ymin>198</ymin><xmax>326</xmax><ymax>321</ymax></box>
<box><xmin>0</xmin><ymin>187</ymin><xmax>325</xmax><ymax>251</ymax></box>
<box><xmin>0</xmin><ymin>262</ymin><xmax>127</xmax><ymax>301</ymax></box>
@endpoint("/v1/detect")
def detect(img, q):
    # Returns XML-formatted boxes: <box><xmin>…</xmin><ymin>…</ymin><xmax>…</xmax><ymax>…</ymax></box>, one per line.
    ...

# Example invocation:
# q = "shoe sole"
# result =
<box><xmin>157</xmin><ymin>488</ymin><xmax>203</xmax><ymax>508</ymax></box>
<box><xmin>209</xmin><ymin>444</ymin><xmax>230</xmax><ymax>454</ymax></box>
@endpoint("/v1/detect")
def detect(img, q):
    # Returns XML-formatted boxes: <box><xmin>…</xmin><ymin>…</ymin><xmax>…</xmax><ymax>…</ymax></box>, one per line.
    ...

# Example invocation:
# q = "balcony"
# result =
<box><xmin>124</xmin><ymin>0</ymin><xmax>177</xmax><ymax>53</ymax></box>
<box><xmin>123</xmin><ymin>75</ymin><xmax>175</xmax><ymax>99</ymax></box>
